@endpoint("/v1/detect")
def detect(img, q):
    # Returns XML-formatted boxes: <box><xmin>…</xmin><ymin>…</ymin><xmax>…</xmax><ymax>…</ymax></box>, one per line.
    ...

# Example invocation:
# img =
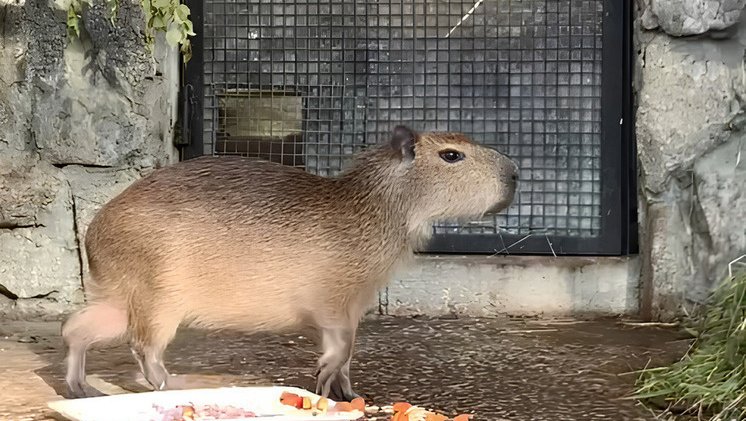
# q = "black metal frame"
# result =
<box><xmin>179</xmin><ymin>0</ymin><xmax>204</xmax><ymax>160</ymax></box>
<box><xmin>428</xmin><ymin>0</ymin><xmax>636</xmax><ymax>256</ymax></box>
<box><xmin>177</xmin><ymin>0</ymin><xmax>637</xmax><ymax>256</ymax></box>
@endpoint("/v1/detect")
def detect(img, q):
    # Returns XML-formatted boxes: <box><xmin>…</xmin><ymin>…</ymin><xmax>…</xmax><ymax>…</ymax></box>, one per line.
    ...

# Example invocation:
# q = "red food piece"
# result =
<box><xmin>279</xmin><ymin>392</ymin><xmax>304</xmax><ymax>409</ymax></box>
<box><xmin>350</xmin><ymin>397</ymin><xmax>366</xmax><ymax>411</ymax></box>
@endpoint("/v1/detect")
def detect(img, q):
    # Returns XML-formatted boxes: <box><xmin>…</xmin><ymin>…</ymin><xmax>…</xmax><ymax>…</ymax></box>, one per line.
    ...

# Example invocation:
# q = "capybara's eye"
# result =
<box><xmin>439</xmin><ymin>149</ymin><xmax>465</xmax><ymax>163</ymax></box>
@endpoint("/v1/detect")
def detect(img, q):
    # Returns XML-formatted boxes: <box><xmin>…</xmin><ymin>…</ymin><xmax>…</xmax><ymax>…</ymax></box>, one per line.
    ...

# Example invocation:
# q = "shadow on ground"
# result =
<box><xmin>1</xmin><ymin>317</ymin><xmax>688</xmax><ymax>421</ymax></box>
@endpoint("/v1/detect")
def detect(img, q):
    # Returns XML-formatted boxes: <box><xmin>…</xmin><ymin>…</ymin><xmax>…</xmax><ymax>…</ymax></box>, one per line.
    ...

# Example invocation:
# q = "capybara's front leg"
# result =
<box><xmin>314</xmin><ymin>325</ymin><xmax>356</xmax><ymax>399</ymax></box>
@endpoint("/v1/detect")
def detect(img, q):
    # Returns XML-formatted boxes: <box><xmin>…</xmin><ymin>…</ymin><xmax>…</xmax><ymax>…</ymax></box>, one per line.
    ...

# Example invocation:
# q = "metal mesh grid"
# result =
<box><xmin>202</xmin><ymin>0</ymin><xmax>604</xmax><ymax>238</ymax></box>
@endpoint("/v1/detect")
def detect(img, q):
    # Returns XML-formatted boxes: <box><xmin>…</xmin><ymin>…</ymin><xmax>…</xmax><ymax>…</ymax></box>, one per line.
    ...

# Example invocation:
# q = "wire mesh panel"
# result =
<box><xmin>191</xmin><ymin>0</ymin><xmax>632</xmax><ymax>255</ymax></box>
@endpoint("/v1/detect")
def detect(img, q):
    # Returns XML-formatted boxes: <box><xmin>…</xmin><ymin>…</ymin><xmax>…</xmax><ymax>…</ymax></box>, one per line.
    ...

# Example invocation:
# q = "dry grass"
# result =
<box><xmin>633</xmin><ymin>269</ymin><xmax>746</xmax><ymax>420</ymax></box>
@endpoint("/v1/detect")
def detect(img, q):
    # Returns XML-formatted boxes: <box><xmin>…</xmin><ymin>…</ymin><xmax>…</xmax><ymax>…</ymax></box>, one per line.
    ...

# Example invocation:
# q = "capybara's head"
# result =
<box><xmin>352</xmin><ymin>125</ymin><xmax>519</xmax><ymax>225</ymax></box>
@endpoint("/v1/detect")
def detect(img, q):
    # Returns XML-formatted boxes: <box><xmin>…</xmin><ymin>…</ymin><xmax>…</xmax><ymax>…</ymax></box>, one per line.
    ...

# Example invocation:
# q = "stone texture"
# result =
<box><xmin>61</xmin><ymin>166</ymin><xmax>142</xmax><ymax>287</ymax></box>
<box><xmin>693</xmin><ymin>136</ymin><xmax>746</xmax><ymax>281</ymax></box>
<box><xmin>636</xmin><ymin>32</ymin><xmax>740</xmax><ymax>194</ymax></box>
<box><xmin>0</xmin><ymin>0</ymin><xmax>178</xmax><ymax>319</ymax></box>
<box><xmin>33</xmin><ymin>36</ymin><xmax>171</xmax><ymax>168</ymax></box>
<box><xmin>636</xmin><ymin>15</ymin><xmax>746</xmax><ymax>319</ymax></box>
<box><xmin>0</xmin><ymin>3</ymin><xmax>33</xmax><ymax>165</ymax></box>
<box><xmin>0</xmin><ymin>158</ymin><xmax>59</xmax><ymax>228</ymax></box>
<box><xmin>0</xmin><ymin>161</ymin><xmax>80</xmax><ymax>301</ymax></box>
<box><xmin>641</xmin><ymin>0</ymin><xmax>746</xmax><ymax>36</ymax></box>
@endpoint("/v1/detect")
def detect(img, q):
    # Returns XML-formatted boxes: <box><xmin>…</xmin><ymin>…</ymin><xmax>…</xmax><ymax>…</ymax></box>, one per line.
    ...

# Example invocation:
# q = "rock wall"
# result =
<box><xmin>636</xmin><ymin>0</ymin><xmax>746</xmax><ymax>320</ymax></box>
<box><xmin>0</xmin><ymin>0</ymin><xmax>179</xmax><ymax>319</ymax></box>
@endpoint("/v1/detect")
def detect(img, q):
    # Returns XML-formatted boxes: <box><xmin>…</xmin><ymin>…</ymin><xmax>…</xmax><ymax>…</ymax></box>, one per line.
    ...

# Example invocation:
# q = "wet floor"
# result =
<box><xmin>0</xmin><ymin>317</ymin><xmax>688</xmax><ymax>420</ymax></box>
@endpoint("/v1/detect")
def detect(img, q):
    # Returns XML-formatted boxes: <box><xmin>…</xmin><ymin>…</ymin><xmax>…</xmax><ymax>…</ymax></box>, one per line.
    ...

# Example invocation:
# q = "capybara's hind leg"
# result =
<box><xmin>61</xmin><ymin>302</ymin><xmax>127</xmax><ymax>398</ymax></box>
<box><xmin>129</xmin><ymin>311</ymin><xmax>180</xmax><ymax>392</ymax></box>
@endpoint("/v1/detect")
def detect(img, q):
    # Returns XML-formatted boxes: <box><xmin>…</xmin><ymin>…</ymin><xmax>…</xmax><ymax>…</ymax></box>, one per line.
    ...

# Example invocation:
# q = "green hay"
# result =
<box><xmin>633</xmin><ymin>270</ymin><xmax>746</xmax><ymax>420</ymax></box>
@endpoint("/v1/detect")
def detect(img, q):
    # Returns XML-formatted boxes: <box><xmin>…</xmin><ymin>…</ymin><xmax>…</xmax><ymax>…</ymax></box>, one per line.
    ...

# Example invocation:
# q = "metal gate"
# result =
<box><xmin>180</xmin><ymin>0</ymin><xmax>636</xmax><ymax>256</ymax></box>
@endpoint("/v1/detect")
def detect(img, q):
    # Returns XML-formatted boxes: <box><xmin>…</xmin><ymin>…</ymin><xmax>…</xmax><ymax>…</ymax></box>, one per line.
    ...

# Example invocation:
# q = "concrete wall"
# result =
<box><xmin>635</xmin><ymin>0</ymin><xmax>746</xmax><ymax>320</ymax></box>
<box><xmin>383</xmin><ymin>256</ymin><xmax>639</xmax><ymax>318</ymax></box>
<box><xmin>0</xmin><ymin>0</ymin><xmax>179</xmax><ymax>319</ymax></box>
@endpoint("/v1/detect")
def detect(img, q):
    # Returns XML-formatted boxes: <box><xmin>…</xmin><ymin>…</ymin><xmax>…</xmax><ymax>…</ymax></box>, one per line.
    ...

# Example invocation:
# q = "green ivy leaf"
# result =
<box><xmin>175</xmin><ymin>4</ymin><xmax>190</xmax><ymax>21</ymax></box>
<box><xmin>66</xmin><ymin>0</ymin><xmax>195</xmax><ymax>63</ymax></box>
<box><xmin>184</xmin><ymin>20</ymin><xmax>196</xmax><ymax>36</ymax></box>
<box><xmin>165</xmin><ymin>25</ymin><xmax>183</xmax><ymax>46</ymax></box>
<box><xmin>152</xmin><ymin>0</ymin><xmax>170</xmax><ymax>9</ymax></box>
<box><xmin>67</xmin><ymin>7</ymin><xmax>80</xmax><ymax>38</ymax></box>
<box><xmin>152</xmin><ymin>14</ymin><xmax>167</xmax><ymax>29</ymax></box>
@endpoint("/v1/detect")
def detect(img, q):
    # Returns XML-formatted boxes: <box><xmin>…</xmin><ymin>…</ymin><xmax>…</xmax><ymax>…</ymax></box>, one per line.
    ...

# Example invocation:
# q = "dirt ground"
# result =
<box><xmin>0</xmin><ymin>316</ymin><xmax>688</xmax><ymax>421</ymax></box>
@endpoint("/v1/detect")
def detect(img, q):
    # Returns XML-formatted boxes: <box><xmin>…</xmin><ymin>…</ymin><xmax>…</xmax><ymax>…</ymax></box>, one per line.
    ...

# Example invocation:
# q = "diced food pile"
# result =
<box><xmin>386</xmin><ymin>402</ymin><xmax>472</xmax><ymax>421</ymax></box>
<box><xmin>278</xmin><ymin>391</ymin><xmax>363</xmax><ymax>415</ymax></box>
<box><xmin>144</xmin><ymin>390</ymin><xmax>474</xmax><ymax>421</ymax></box>
<box><xmin>279</xmin><ymin>392</ymin><xmax>474</xmax><ymax>421</ymax></box>
<box><xmin>153</xmin><ymin>403</ymin><xmax>257</xmax><ymax>420</ymax></box>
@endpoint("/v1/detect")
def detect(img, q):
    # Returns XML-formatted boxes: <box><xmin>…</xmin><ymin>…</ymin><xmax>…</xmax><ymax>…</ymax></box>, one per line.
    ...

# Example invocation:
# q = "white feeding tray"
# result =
<box><xmin>47</xmin><ymin>386</ymin><xmax>365</xmax><ymax>421</ymax></box>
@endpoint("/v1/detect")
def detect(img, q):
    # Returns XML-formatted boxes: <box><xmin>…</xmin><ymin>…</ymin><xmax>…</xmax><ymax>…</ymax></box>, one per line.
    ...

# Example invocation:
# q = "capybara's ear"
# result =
<box><xmin>390</xmin><ymin>125</ymin><xmax>418</xmax><ymax>163</ymax></box>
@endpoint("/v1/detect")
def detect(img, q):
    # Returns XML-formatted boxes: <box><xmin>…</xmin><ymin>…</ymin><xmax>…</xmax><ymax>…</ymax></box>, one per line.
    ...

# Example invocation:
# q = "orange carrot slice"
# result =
<box><xmin>334</xmin><ymin>402</ymin><xmax>353</xmax><ymax>412</ymax></box>
<box><xmin>393</xmin><ymin>402</ymin><xmax>412</xmax><ymax>413</ymax></box>
<box><xmin>453</xmin><ymin>414</ymin><xmax>471</xmax><ymax>421</ymax></box>
<box><xmin>279</xmin><ymin>392</ymin><xmax>303</xmax><ymax>409</ymax></box>
<box><xmin>392</xmin><ymin>413</ymin><xmax>409</xmax><ymax>421</ymax></box>
<box><xmin>350</xmin><ymin>397</ymin><xmax>366</xmax><ymax>411</ymax></box>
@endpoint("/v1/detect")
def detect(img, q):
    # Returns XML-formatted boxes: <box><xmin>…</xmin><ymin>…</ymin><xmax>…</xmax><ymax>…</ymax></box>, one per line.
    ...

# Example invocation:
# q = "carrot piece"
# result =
<box><xmin>350</xmin><ymin>397</ymin><xmax>366</xmax><ymax>411</ymax></box>
<box><xmin>392</xmin><ymin>402</ymin><xmax>412</xmax><ymax>413</ymax></box>
<box><xmin>392</xmin><ymin>413</ymin><xmax>410</xmax><ymax>421</ymax></box>
<box><xmin>334</xmin><ymin>402</ymin><xmax>353</xmax><ymax>412</ymax></box>
<box><xmin>425</xmin><ymin>413</ymin><xmax>448</xmax><ymax>421</ymax></box>
<box><xmin>453</xmin><ymin>414</ymin><xmax>472</xmax><ymax>421</ymax></box>
<box><xmin>279</xmin><ymin>392</ymin><xmax>303</xmax><ymax>409</ymax></box>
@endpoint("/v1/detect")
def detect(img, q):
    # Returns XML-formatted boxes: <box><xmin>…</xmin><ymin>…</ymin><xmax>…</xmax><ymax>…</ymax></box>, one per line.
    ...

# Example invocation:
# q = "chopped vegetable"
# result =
<box><xmin>279</xmin><ymin>392</ymin><xmax>303</xmax><ymax>409</ymax></box>
<box><xmin>386</xmin><ymin>400</ymin><xmax>472</xmax><ymax>421</ymax></box>
<box><xmin>333</xmin><ymin>401</ymin><xmax>354</xmax><ymax>412</ymax></box>
<box><xmin>393</xmin><ymin>402</ymin><xmax>412</xmax><ymax>413</ymax></box>
<box><xmin>316</xmin><ymin>396</ymin><xmax>329</xmax><ymax>412</ymax></box>
<box><xmin>350</xmin><ymin>397</ymin><xmax>366</xmax><ymax>411</ymax></box>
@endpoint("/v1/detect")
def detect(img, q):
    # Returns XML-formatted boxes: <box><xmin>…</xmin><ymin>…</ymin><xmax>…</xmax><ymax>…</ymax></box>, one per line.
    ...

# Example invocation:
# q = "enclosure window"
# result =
<box><xmin>216</xmin><ymin>90</ymin><xmax>305</xmax><ymax>166</ymax></box>
<box><xmin>182</xmin><ymin>0</ymin><xmax>635</xmax><ymax>255</ymax></box>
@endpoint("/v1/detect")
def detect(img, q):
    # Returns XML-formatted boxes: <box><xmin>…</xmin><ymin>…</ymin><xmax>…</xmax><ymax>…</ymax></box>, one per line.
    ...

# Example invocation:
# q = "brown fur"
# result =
<box><xmin>61</xmin><ymin>126</ymin><xmax>518</xmax><ymax>399</ymax></box>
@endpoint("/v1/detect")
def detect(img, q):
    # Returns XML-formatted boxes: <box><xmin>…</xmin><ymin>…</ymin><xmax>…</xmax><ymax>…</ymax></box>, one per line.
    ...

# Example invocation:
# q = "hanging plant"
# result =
<box><xmin>61</xmin><ymin>0</ymin><xmax>195</xmax><ymax>63</ymax></box>
<box><xmin>141</xmin><ymin>0</ymin><xmax>196</xmax><ymax>63</ymax></box>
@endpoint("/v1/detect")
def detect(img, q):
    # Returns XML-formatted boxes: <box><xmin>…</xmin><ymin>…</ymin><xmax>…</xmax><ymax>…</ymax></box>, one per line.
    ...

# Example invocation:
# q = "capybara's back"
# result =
<box><xmin>62</xmin><ymin>125</ymin><xmax>518</xmax><ymax>400</ymax></box>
